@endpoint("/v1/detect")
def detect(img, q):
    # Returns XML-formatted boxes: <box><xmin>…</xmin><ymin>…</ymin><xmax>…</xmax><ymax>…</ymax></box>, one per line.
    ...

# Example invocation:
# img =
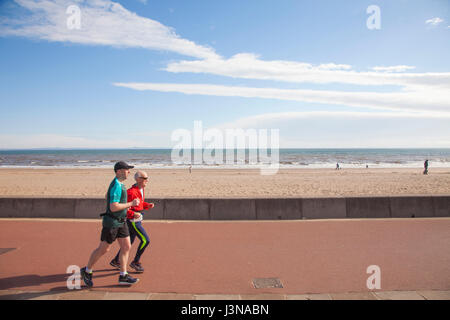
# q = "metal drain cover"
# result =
<box><xmin>0</xmin><ymin>248</ymin><xmax>16</xmax><ymax>256</ymax></box>
<box><xmin>252</xmin><ymin>278</ymin><xmax>283</xmax><ymax>289</ymax></box>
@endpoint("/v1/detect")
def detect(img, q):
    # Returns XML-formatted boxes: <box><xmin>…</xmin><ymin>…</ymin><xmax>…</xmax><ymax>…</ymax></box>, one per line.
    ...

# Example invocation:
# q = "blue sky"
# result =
<box><xmin>0</xmin><ymin>0</ymin><xmax>449</xmax><ymax>148</ymax></box>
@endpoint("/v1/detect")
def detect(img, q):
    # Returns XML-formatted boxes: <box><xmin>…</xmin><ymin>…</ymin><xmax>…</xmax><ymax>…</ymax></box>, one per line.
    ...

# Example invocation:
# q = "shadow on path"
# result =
<box><xmin>0</xmin><ymin>269</ymin><xmax>118</xmax><ymax>291</ymax></box>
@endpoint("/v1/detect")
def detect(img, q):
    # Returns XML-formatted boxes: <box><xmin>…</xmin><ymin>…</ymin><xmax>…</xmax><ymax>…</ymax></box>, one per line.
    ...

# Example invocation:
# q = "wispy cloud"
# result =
<box><xmin>164</xmin><ymin>54</ymin><xmax>450</xmax><ymax>91</ymax></box>
<box><xmin>0</xmin><ymin>0</ymin><xmax>218</xmax><ymax>59</ymax></box>
<box><xmin>113</xmin><ymin>82</ymin><xmax>450</xmax><ymax>114</ymax></box>
<box><xmin>371</xmin><ymin>65</ymin><xmax>416</xmax><ymax>73</ymax></box>
<box><xmin>425</xmin><ymin>17</ymin><xmax>444</xmax><ymax>26</ymax></box>
<box><xmin>161</xmin><ymin>54</ymin><xmax>449</xmax><ymax>114</ymax></box>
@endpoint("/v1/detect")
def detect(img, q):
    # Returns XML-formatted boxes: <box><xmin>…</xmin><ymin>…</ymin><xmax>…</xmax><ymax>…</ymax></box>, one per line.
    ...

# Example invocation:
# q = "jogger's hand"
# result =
<box><xmin>134</xmin><ymin>212</ymin><xmax>142</xmax><ymax>220</ymax></box>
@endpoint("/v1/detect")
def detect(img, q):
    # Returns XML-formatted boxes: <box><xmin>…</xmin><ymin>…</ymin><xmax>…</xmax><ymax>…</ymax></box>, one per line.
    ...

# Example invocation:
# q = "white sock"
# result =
<box><xmin>120</xmin><ymin>271</ymin><xmax>127</xmax><ymax>276</ymax></box>
<box><xmin>86</xmin><ymin>267</ymin><xmax>93</xmax><ymax>274</ymax></box>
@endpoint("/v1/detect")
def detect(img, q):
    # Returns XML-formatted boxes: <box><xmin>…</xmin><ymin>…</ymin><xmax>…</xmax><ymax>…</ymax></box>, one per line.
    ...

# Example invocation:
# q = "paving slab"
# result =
<box><xmin>194</xmin><ymin>294</ymin><xmax>241</xmax><ymax>300</ymax></box>
<box><xmin>374</xmin><ymin>291</ymin><xmax>425</xmax><ymax>300</ymax></box>
<box><xmin>148</xmin><ymin>293</ymin><xmax>195</xmax><ymax>300</ymax></box>
<box><xmin>286</xmin><ymin>294</ymin><xmax>331</xmax><ymax>300</ymax></box>
<box><xmin>57</xmin><ymin>290</ymin><xmax>107</xmax><ymax>300</ymax></box>
<box><xmin>330</xmin><ymin>292</ymin><xmax>378</xmax><ymax>300</ymax></box>
<box><xmin>104</xmin><ymin>291</ymin><xmax>150</xmax><ymax>300</ymax></box>
<box><xmin>417</xmin><ymin>290</ymin><xmax>450</xmax><ymax>300</ymax></box>
<box><xmin>240</xmin><ymin>294</ymin><xmax>285</xmax><ymax>300</ymax></box>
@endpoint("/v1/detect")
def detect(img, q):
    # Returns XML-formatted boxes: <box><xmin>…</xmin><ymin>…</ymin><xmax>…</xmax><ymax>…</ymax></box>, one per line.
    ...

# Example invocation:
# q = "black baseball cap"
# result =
<box><xmin>114</xmin><ymin>161</ymin><xmax>134</xmax><ymax>172</ymax></box>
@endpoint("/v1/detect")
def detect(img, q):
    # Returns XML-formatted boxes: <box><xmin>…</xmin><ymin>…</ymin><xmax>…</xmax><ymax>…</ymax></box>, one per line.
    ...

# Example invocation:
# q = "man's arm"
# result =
<box><xmin>110</xmin><ymin>201</ymin><xmax>139</xmax><ymax>213</ymax></box>
<box><xmin>108</xmin><ymin>182</ymin><xmax>139</xmax><ymax>212</ymax></box>
<box><xmin>143</xmin><ymin>202</ymin><xmax>155</xmax><ymax>210</ymax></box>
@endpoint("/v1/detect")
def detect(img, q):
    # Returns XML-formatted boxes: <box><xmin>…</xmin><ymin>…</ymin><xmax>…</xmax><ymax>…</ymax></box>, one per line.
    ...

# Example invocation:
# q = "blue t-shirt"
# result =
<box><xmin>109</xmin><ymin>178</ymin><xmax>123</xmax><ymax>204</ymax></box>
<box><xmin>103</xmin><ymin>177</ymin><xmax>127</xmax><ymax>228</ymax></box>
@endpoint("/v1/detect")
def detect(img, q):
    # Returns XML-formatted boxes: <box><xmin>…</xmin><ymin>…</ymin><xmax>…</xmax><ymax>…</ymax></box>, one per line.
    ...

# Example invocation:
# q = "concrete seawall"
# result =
<box><xmin>0</xmin><ymin>196</ymin><xmax>448</xmax><ymax>220</ymax></box>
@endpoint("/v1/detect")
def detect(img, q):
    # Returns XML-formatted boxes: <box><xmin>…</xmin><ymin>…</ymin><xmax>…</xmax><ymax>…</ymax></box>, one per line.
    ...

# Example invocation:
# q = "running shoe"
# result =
<box><xmin>130</xmin><ymin>261</ymin><xmax>144</xmax><ymax>273</ymax></box>
<box><xmin>118</xmin><ymin>273</ymin><xmax>139</xmax><ymax>285</ymax></box>
<box><xmin>80</xmin><ymin>267</ymin><xmax>93</xmax><ymax>288</ymax></box>
<box><xmin>110</xmin><ymin>259</ymin><xmax>120</xmax><ymax>269</ymax></box>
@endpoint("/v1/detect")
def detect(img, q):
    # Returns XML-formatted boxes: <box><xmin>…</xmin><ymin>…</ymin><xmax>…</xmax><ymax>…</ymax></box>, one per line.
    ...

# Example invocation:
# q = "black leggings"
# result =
<box><xmin>114</xmin><ymin>220</ymin><xmax>150</xmax><ymax>263</ymax></box>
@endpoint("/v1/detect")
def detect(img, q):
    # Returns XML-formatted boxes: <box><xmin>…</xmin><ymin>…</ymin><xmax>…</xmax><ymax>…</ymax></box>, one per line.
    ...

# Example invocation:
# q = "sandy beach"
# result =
<box><xmin>0</xmin><ymin>167</ymin><xmax>449</xmax><ymax>198</ymax></box>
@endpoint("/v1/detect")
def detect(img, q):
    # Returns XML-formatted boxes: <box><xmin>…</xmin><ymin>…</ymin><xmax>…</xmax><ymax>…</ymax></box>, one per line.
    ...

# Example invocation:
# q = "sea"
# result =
<box><xmin>0</xmin><ymin>148</ymin><xmax>449</xmax><ymax>169</ymax></box>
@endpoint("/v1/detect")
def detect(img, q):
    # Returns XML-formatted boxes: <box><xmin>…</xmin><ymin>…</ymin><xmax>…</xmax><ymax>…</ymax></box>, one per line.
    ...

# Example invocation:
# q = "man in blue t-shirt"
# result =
<box><xmin>80</xmin><ymin>161</ymin><xmax>140</xmax><ymax>287</ymax></box>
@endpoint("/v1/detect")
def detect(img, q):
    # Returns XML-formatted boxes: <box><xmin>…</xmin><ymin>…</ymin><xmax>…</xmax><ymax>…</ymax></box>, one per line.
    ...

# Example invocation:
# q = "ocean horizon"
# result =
<box><xmin>0</xmin><ymin>148</ymin><xmax>449</xmax><ymax>169</ymax></box>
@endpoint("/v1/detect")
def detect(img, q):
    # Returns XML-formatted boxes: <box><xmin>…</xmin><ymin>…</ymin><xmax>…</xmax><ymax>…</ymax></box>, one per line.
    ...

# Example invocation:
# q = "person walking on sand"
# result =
<box><xmin>80</xmin><ymin>161</ymin><xmax>140</xmax><ymax>287</ymax></box>
<box><xmin>110</xmin><ymin>170</ymin><xmax>154</xmax><ymax>273</ymax></box>
<box><xmin>424</xmin><ymin>159</ymin><xmax>429</xmax><ymax>175</ymax></box>
<box><xmin>336</xmin><ymin>163</ymin><xmax>340</xmax><ymax>170</ymax></box>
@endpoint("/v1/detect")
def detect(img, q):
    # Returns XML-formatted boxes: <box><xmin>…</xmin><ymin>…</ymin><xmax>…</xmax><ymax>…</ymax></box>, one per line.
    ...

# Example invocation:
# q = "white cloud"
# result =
<box><xmin>165</xmin><ymin>54</ymin><xmax>450</xmax><ymax>91</ymax></box>
<box><xmin>113</xmin><ymin>82</ymin><xmax>450</xmax><ymax>114</ymax></box>
<box><xmin>162</xmin><ymin>55</ymin><xmax>449</xmax><ymax>115</ymax></box>
<box><xmin>0</xmin><ymin>0</ymin><xmax>218</xmax><ymax>59</ymax></box>
<box><xmin>371</xmin><ymin>65</ymin><xmax>416</xmax><ymax>72</ymax></box>
<box><xmin>425</xmin><ymin>17</ymin><xmax>444</xmax><ymax>26</ymax></box>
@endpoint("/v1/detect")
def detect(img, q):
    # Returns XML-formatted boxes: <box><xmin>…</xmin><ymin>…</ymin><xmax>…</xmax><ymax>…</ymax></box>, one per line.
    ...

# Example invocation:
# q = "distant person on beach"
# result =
<box><xmin>336</xmin><ymin>163</ymin><xmax>340</xmax><ymax>170</ymax></box>
<box><xmin>189</xmin><ymin>165</ymin><xmax>192</xmax><ymax>174</ymax></box>
<box><xmin>110</xmin><ymin>170</ymin><xmax>154</xmax><ymax>273</ymax></box>
<box><xmin>80</xmin><ymin>161</ymin><xmax>139</xmax><ymax>287</ymax></box>
<box><xmin>424</xmin><ymin>159</ymin><xmax>429</xmax><ymax>175</ymax></box>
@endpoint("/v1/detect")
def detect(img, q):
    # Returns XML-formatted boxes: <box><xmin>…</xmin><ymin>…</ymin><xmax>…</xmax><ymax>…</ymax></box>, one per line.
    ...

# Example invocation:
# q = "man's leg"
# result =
<box><xmin>116</xmin><ymin>236</ymin><xmax>139</xmax><ymax>285</ymax></box>
<box><xmin>131</xmin><ymin>221</ymin><xmax>150</xmax><ymax>263</ymax></box>
<box><xmin>87</xmin><ymin>241</ymin><xmax>111</xmax><ymax>270</ymax></box>
<box><xmin>81</xmin><ymin>240</ymin><xmax>111</xmax><ymax>287</ymax></box>
<box><xmin>112</xmin><ymin>220</ymin><xmax>136</xmax><ymax>265</ymax></box>
<box><xmin>117</xmin><ymin>236</ymin><xmax>131</xmax><ymax>274</ymax></box>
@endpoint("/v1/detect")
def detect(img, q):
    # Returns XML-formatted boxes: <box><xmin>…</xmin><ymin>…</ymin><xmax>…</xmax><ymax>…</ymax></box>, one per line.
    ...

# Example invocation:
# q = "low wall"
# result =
<box><xmin>0</xmin><ymin>196</ymin><xmax>448</xmax><ymax>220</ymax></box>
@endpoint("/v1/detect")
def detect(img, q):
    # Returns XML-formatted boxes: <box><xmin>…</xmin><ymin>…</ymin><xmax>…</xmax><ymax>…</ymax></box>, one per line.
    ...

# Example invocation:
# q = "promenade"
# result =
<box><xmin>0</xmin><ymin>218</ymin><xmax>449</xmax><ymax>300</ymax></box>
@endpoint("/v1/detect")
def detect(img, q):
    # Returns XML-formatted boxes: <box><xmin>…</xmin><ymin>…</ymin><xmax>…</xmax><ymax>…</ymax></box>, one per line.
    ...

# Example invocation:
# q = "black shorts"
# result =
<box><xmin>100</xmin><ymin>223</ymin><xmax>130</xmax><ymax>244</ymax></box>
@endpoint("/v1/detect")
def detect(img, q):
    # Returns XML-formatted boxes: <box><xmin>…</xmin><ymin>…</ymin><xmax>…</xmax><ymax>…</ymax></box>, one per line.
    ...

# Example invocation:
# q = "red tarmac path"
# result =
<box><xmin>0</xmin><ymin>218</ymin><xmax>449</xmax><ymax>295</ymax></box>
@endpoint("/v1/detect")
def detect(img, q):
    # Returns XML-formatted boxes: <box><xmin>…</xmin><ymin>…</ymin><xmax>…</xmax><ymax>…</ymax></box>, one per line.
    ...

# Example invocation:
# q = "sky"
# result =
<box><xmin>0</xmin><ymin>0</ymin><xmax>449</xmax><ymax>149</ymax></box>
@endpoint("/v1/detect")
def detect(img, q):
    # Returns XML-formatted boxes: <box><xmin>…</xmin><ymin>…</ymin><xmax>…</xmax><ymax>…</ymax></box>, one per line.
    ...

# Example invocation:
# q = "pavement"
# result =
<box><xmin>0</xmin><ymin>218</ymin><xmax>449</xmax><ymax>300</ymax></box>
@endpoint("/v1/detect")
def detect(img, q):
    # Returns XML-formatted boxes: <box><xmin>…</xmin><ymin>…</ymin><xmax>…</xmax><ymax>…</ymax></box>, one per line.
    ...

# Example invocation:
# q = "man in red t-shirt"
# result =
<box><xmin>110</xmin><ymin>170</ymin><xmax>154</xmax><ymax>273</ymax></box>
